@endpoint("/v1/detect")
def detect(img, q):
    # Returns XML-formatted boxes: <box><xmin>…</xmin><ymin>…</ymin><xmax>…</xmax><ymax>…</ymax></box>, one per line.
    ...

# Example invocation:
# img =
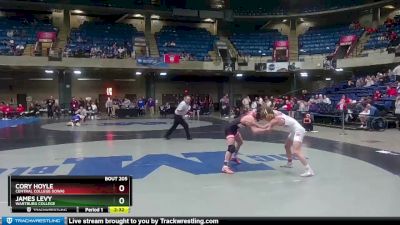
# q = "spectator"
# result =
<box><xmin>242</xmin><ymin>96</ymin><xmax>250</xmax><ymax>111</ymax></box>
<box><xmin>359</xmin><ymin>104</ymin><xmax>370</xmax><ymax>128</ymax></box>
<box><xmin>337</xmin><ymin>95</ymin><xmax>350</xmax><ymax>111</ymax></box>
<box><xmin>54</xmin><ymin>103</ymin><xmax>61</xmax><ymax>119</ymax></box>
<box><xmin>285</xmin><ymin>100</ymin><xmax>293</xmax><ymax>117</ymax></box>
<box><xmin>322</xmin><ymin>95</ymin><xmax>331</xmax><ymax>105</ymax></box>
<box><xmin>220</xmin><ymin>94</ymin><xmax>230</xmax><ymax>117</ymax></box>
<box><xmin>79</xmin><ymin>98</ymin><xmax>85</xmax><ymax>108</ymax></box>
<box><xmin>258</xmin><ymin>96</ymin><xmax>264</xmax><ymax>106</ymax></box>
<box><xmin>395</xmin><ymin>96</ymin><xmax>400</xmax><ymax>130</ymax></box>
<box><xmin>16</xmin><ymin>44</ymin><xmax>24</xmax><ymax>55</ymax></box>
<box><xmin>397</xmin><ymin>82</ymin><xmax>400</xmax><ymax>95</ymax></box>
<box><xmin>117</xmin><ymin>46</ymin><xmax>125</xmax><ymax>58</ymax></box>
<box><xmin>105</xmin><ymin>97</ymin><xmax>113</xmax><ymax>117</ymax></box>
<box><xmin>70</xmin><ymin>97</ymin><xmax>79</xmax><ymax>113</ymax></box>
<box><xmin>373</xmin><ymin>90</ymin><xmax>382</xmax><ymax>101</ymax></box>
<box><xmin>0</xmin><ymin>102</ymin><xmax>3</xmax><ymax>118</ymax></box>
<box><xmin>303</xmin><ymin>113</ymin><xmax>313</xmax><ymax>132</ymax></box>
<box><xmin>298</xmin><ymin>100</ymin><xmax>308</xmax><ymax>112</ymax></box>
<box><xmin>308</xmin><ymin>96</ymin><xmax>316</xmax><ymax>104</ymax></box>
<box><xmin>47</xmin><ymin>96</ymin><xmax>55</xmax><ymax>118</ymax></box>
<box><xmin>6</xmin><ymin>30</ymin><xmax>14</xmax><ymax>38</ymax></box>
<box><xmin>386</xmin><ymin>85</ymin><xmax>397</xmax><ymax>97</ymax></box>
<box><xmin>25</xmin><ymin>103</ymin><xmax>37</xmax><ymax>117</ymax></box>
<box><xmin>16</xmin><ymin>104</ymin><xmax>25</xmax><ymax>117</ymax></box>
<box><xmin>2</xmin><ymin>103</ymin><xmax>12</xmax><ymax>120</ymax></box>
<box><xmin>356</xmin><ymin>78</ymin><xmax>363</xmax><ymax>87</ymax></box>
<box><xmin>122</xmin><ymin>98</ymin><xmax>131</xmax><ymax>109</ymax></box>
<box><xmin>137</xmin><ymin>97</ymin><xmax>146</xmax><ymax>116</ymax></box>
<box><xmin>192</xmin><ymin>98</ymin><xmax>200</xmax><ymax>120</ymax></box>
<box><xmin>251</xmin><ymin>98</ymin><xmax>258</xmax><ymax>111</ymax></box>
<box><xmin>265</xmin><ymin>98</ymin><xmax>272</xmax><ymax>108</ymax></box>
<box><xmin>160</xmin><ymin>102</ymin><xmax>171</xmax><ymax>117</ymax></box>
<box><xmin>147</xmin><ymin>97</ymin><xmax>155</xmax><ymax>116</ymax></box>
<box><xmin>316</xmin><ymin>94</ymin><xmax>324</xmax><ymax>104</ymax></box>
<box><xmin>364</xmin><ymin>104</ymin><xmax>379</xmax><ymax>129</ymax></box>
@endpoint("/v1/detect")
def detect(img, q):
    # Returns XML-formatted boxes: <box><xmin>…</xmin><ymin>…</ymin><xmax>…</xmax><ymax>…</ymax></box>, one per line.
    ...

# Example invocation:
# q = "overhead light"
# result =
<box><xmin>77</xmin><ymin>78</ymin><xmax>101</xmax><ymax>81</ymax></box>
<box><xmin>29</xmin><ymin>78</ymin><xmax>53</xmax><ymax>81</ymax></box>
<box><xmin>300</xmin><ymin>72</ymin><xmax>308</xmax><ymax>77</ymax></box>
<box><xmin>135</xmin><ymin>72</ymin><xmax>142</xmax><ymax>75</ymax></box>
<box><xmin>114</xmin><ymin>79</ymin><xmax>136</xmax><ymax>82</ymax></box>
<box><xmin>282</xmin><ymin>19</ymin><xmax>287</xmax><ymax>22</ymax></box>
<box><xmin>335</xmin><ymin>68</ymin><xmax>343</xmax><ymax>72</ymax></box>
<box><xmin>74</xmin><ymin>70</ymin><xmax>81</xmax><ymax>75</ymax></box>
<box><xmin>325</xmin><ymin>77</ymin><xmax>332</xmax><ymax>81</ymax></box>
<box><xmin>383</xmin><ymin>5</ymin><xmax>395</xmax><ymax>9</ymax></box>
<box><xmin>299</xmin><ymin>18</ymin><xmax>304</xmax><ymax>22</ymax></box>
<box><xmin>262</xmin><ymin>53</ymin><xmax>266</xmax><ymax>56</ymax></box>
<box><xmin>151</xmin><ymin>15</ymin><xmax>160</xmax><ymax>19</ymax></box>
<box><xmin>132</xmin><ymin>14</ymin><xmax>144</xmax><ymax>18</ymax></box>
<box><xmin>204</xmin><ymin>18</ymin><xmax>214</xmax><ymax>22</ymax></box>
<box><xmin>236</xmin><ymin>73</ymin><xmax>243</xmax><ymax>77</ymax></box>
<box><xmin>72</xmin><ymin>9</ymin><xmax>84</xmax><ymax>14</ymax></box>
<box><xmin>45</xmin><ymin>70</ymin><xmax>54</xmax><ymax>74</ymax></box>
<box><xmin>258</xmin><ymin>50</ymin><xmax>262</xmax><ymax>53</ymax></box>
<box><xmin>160</xmin><ymin>72</ymin><xmax>167</xmax><ymax>76</ymax></box>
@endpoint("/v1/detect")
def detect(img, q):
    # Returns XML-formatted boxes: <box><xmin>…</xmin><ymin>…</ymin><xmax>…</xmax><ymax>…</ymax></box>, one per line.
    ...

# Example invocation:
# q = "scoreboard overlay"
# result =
<box><xmin>8</xmin><ymin>176</ymin><xmax>132</xmax><ymax>213</ymax></box>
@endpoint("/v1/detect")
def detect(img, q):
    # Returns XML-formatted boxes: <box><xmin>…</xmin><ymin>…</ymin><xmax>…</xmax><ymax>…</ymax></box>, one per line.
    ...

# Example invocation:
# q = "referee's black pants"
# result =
<box><xmin>165</xmin><ymin>114</ymin><xmax>191</xmax><ymax>139</ymax></box>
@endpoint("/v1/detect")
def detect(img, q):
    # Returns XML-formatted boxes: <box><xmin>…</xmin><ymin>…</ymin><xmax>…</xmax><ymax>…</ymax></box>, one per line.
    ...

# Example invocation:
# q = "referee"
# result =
<box><xmin>164</xmin><ymin>96</ymin><xmax>192</xmax><ymax>140</ymax></box>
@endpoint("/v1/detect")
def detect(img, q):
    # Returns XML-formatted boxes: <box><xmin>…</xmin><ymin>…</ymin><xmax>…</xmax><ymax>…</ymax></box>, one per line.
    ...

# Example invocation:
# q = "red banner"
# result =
<box><xmin>164</xmin><ymin>54</ymin><xmax>180</xmax><ymax>64</ymax></box>
<box><xmin>339</xmin><ymin>35</ymin><xmax>357</xmax><ymax>46</ymax></box>
<box><xmin>274</xmin><ymin>40</ymin><xmax>289</xmax><ymax>48</ymax></box>
<box><xmin>37</xmin><ymin>32</ymin><xmax>57</xmax><ymax>43</ymax></box>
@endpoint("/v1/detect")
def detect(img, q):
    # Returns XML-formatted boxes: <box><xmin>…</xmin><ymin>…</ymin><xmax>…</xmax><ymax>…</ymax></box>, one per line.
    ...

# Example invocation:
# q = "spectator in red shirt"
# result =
<box><xmin>285</xmin><ymin>100</ymin><xmax>294</xmax><ymax>117</ymax></box>
<box><xmin>0</xmin><ymin>102</ymin><xmax>4</xmax><ymax>119</ymax></box>
<box><xmin>303</xmin><ymin>113</ymin><xmax>313</xmax><ymax>132</ymax></box>
<box><xmin>336</xmin><ymin>95</ymin><xmax>352</xmax><ymax>111</ymax></box>
<box><xmin>70</xmin><ymin>97</ymin><xmax>79</xmax><ymax>112</ymax></box>
<box><xmin>16</xmin><ymin>104</ymin><xmax>25</xmax><ymax>116</ymax></box>
<box><xmin>2</xmin><ymin>103</ymin><xmax>12</xmax><ymax>120</ymax></box>
<box><xmin>336</xmin><ymin>98</ymin><xmax>347</xmax><ymax>111</ymax></box>
<box><xmin>386</xmin><ymin>86</ymin><xmax>397</xmax><ymax>97</ymax></box>
<box><xmin>374</xmin><ymin>90</ymin><xmax>382</xmax><ymax>101</ymax></box>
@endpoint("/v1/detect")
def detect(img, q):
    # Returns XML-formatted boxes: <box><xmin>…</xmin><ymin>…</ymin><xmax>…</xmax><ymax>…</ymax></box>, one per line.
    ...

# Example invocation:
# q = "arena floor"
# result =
<box><xmin>0</xmin><ymin>116</ymin><xmax>399</xmax><ymax>217</ymax></box>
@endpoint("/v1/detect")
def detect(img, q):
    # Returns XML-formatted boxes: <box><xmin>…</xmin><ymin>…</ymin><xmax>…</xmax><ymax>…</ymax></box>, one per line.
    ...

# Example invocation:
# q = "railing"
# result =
<box><xmin>276</xmin><ymin>109</ymin><xmax>393</xmax><ymax>132</ymax></box>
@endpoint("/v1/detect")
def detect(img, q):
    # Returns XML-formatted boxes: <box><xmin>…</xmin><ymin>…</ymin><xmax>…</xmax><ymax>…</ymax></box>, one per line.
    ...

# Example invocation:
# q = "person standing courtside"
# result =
<box><xmin>164</xmin><ymin>96</ymin><xmax>192</xmax><ymax>140</ymax></box>
<box><xmin>47</xmin><ymin>96</ymin><xmax>55</xmax><ymax>118</ymax></box>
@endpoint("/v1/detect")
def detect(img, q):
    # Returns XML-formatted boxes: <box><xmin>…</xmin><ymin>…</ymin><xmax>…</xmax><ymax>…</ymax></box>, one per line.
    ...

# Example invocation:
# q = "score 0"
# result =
<box><xmin>118</xmin><ymin>184</ymin><xmax>125</xmax><ymax>193</ymax></box>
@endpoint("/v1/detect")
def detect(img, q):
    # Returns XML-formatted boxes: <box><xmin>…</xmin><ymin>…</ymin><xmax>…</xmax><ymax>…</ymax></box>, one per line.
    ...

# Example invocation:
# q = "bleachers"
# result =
<box><xmin>229</xmin><ymin>30</ymin><xmax>287</xmax><ymax>56</ymax></box>
<box><xmin>233</xmin><ymin>8</ymin><xmax>286</xmax><ymax>16</ymax></box>
<box><xmin>364</xmin><ymin>23</ymin><xmax>400</xmax><ymax>50</ymax></box>
<box><xmin>317</xmin><ymin>81</ymin><xmax>396</xmax><ymax>112</ymax></box>
<box><xmin>299</xmin><ymin>25</ymin><xmax>363</xmax><ymax>55</ymax></box>
<box><xmin>0</xmin><ymin>17</ymin><xmax>56</xmax><ymax>55</ymax></box>
<box><xmin>301</xmin><ymin>0</ymin><xmax>367</xmax><ymax>13</ymax></box>
<box><xmin>156</xmin><ymin>26</ymin><xmax>217</xmax><ymax>61</ymax></box>
<box><xmin>67</xmin><ymin>21</ymin><xmax>143</xmax><ymax>58</ymax></box>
